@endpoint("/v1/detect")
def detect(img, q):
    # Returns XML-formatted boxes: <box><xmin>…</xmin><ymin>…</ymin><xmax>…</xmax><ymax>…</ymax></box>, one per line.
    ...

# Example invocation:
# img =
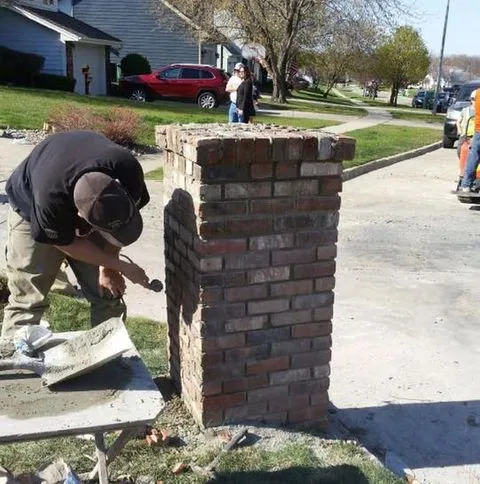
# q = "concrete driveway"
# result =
<box><xmin>331</xmin><ymin>148</ymin><xmax>480</xmax><ymax>483</ymax></box>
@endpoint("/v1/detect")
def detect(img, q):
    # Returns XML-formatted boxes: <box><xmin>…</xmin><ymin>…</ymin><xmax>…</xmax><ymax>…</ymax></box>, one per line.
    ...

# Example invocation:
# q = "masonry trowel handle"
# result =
<box><xmin>119</xmin><ymin>253</ymin><xmax>163</xmax><ymax>293</ymax></box>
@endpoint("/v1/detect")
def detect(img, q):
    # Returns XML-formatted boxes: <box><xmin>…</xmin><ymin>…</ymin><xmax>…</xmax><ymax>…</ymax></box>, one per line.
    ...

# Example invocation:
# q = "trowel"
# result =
<box><xmin>0</xmin><ymin>317</ymin><xmax>134</xmax><ymax>386</ymax></box>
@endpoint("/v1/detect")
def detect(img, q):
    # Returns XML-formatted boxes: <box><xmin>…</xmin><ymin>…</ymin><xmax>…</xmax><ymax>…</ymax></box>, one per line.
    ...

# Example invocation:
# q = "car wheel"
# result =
<box><xmin>129</xmin><ymin>88</ymin><xmax>147</xmax><ymax>102</ymax></box>
<box><xmin>443</xmin><ymin>135</ymin><xmax>455</xmax><ymax>149</ymax></box>
<box><xmin>198</xmin><ymin>92</ymin><xmax>217</xmax><ymax>109</ymax></box>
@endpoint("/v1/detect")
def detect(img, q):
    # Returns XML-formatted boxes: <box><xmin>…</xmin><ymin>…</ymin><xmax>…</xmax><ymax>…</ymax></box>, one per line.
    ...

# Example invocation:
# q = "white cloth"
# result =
<box><xmin>226</xmin><ymin>75</ymin><xmax>242</xmax><ymax>103</ymax></box>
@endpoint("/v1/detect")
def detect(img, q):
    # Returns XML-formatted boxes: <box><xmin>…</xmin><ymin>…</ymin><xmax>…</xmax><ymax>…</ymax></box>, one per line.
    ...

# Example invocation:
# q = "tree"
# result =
<box><xmin>155</xmin><ymin>0</ymin><xmax>411</xmax><ymax>103</ymax></box>
<box><xmin>375</xmin><ymin>26</ymin><xmax>429</xmax><ymax>106</ymax></box>
<box><xmin>299</xmin><ymin>18</ymin><xmax>380</xmax><ymax>98</ymax></box>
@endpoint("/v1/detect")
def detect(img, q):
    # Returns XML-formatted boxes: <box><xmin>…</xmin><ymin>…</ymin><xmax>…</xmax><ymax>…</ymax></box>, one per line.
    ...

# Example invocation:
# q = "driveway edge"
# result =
<box><xmin>343</xmin><ymin>141</ymin><xmax>443</xmax><ymax>182</ymax></box>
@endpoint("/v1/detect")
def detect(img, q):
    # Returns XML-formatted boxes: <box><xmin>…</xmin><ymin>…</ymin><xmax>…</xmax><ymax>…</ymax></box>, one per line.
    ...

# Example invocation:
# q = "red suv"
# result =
<box><xmin>120</xmin><ymin>64</ymin><xmax>229</xmax><ymax>109</ymax></box>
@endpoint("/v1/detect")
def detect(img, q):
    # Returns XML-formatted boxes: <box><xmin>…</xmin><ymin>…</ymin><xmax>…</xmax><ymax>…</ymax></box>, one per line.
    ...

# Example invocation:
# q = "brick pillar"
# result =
<box><xmin>157</xmin><ymin>124</ymin><xmax>355</xmax><ymax>428</ymax></box>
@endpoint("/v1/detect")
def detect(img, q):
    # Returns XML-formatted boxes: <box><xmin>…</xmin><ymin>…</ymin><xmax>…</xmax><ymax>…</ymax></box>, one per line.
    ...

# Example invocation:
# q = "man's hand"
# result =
<box><xmin>119</xmin><ymin>260</ymin><xmax>149</xmax><ymax>287</ymax></box>
<box><xmin>99</xmin><ymin>267</ymin><xmax>126</xmax><ymax>298</ymax></box>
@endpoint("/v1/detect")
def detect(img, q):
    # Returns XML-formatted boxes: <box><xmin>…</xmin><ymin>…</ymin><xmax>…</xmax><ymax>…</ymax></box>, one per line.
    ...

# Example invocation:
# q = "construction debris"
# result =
<box><xmin>171</xmin><ymin>462</ymin><xmax>188</xmax><ymax>475</ymax></box>
<box><xmin>144</xmin><ymin>427</ymin><xmax>170</xmax><ymax>447</ymax></box>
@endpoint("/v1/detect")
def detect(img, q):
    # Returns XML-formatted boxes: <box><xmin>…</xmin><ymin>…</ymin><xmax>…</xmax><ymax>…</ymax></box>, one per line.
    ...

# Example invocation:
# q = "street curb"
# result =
<box><xmin>343</xmin><ymin>141</ymin><xmax>443</xmax><ymax>182</ymax></box>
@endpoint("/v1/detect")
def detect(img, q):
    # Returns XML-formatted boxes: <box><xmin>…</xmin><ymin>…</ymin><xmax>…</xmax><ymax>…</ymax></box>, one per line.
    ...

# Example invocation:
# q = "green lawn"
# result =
<box><xmin>0</xmin><ymin>286</ymin><xmax>402</xmax><ymax>483</ymax></box>
<box><xmin>389</xmin><ymin>110</ymin><xmax>445</xmax><ymax>124</ymax></box>
<box><xmin>0</xmin><ymin>86</ymin><xmax>339</xmax><ymax>146</ymax></box>
<box><xmin>344</xmin><ymin>125</ymin><xmax>441</xmax><ymax>168</ymax></box>
<box><xmin>144</xmin><ymin>166</ymin><xmax>164</xmax><ymax>181</ymax></box>
<box><xmin>291</xmin><ymin>87</ymin><xmax>357</xmax><ymax>106</ymax></box>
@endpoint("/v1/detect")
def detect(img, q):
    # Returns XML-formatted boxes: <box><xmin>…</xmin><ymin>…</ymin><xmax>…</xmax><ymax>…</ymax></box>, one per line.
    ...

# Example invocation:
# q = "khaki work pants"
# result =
<box><xmin>1</xmin><ymin>208</ymin><xmax>125</xmax><ymax>338</ymax></box>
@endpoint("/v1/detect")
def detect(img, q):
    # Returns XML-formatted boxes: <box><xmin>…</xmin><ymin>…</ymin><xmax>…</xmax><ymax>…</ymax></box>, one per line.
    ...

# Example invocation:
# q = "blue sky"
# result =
<box><xmin>402</xmin><ymin>0</ymin><xmax>476</xmax><ymax>56</ymax></box>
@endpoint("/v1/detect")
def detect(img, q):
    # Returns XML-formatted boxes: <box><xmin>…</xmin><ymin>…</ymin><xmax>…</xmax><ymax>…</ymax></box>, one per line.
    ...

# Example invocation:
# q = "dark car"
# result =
<box><xmin>412</xmin><ymin>90</ymin><xmax>435</xmax><ymax>109</ymax></box>
<box><xmin>119</xmin><ymin>64</ymin><xmax>229</xmax><ymax>109</ymax></box>
<box><xmin>443</xmin><ymin>80</ymin><xmax>480</xmax><ymax>148</ymax></box>
<box><xmin>435</xmin><ymin>91</ymin><xmax>451</xmax><ymax>113</ymax></box>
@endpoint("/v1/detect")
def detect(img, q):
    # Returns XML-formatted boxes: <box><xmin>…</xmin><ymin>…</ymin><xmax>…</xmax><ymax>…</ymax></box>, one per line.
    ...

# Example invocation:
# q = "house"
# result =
<box><xmin>72</xmin><ymin>0</ymin><xmax>242</xmax><ymax>77</ymax></box>
<box><xmin>0</xmin><ymin>0</ymin><xmax>122</xmax><ymax>95</ymax></box>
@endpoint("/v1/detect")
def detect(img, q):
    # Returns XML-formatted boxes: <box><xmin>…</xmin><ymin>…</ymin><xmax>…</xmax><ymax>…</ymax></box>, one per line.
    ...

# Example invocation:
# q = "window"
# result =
<box><xmin>200</xmin><ymin>70</ymin><xmax>215</xmax><ymax>79</ymax></box>
<box><xmin>160</xmin><ymin>68</ymin><xmax>181</xmax><ymax>80</ymax></box>
<box><xmin>181</xmin><ymin>68</ymin><xmax>200</xmax><ymax>79</ymax></box>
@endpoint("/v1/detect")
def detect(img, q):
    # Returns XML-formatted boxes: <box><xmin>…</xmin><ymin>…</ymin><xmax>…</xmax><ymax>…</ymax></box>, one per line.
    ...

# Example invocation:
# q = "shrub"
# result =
<box><xmin>34</xmin><ymin>73</ymin><xmax>76</xmax><ymax>92</ymax></box>
<box><xmin>49</xmin><ymin>103</ymin><xmax>144</xmax><ymax>146</ymax></box>
<box><xmin>0</xmin><ymin>46</ymin><xmax>45</xmax><ymax>85</ymax></box>
<box><xmin>101</xmin><ymin>107</ymin><xmax>143</xmax><ymax>146</ymax></box>
<box><xmin>120</xmin><ymin>53</ymin><xmax>151</xmax><ymax>77</ymax></box>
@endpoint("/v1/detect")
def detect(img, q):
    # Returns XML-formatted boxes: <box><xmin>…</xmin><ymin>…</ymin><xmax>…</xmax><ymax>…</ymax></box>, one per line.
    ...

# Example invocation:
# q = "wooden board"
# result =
<box><xmin>0</xmin><ymin>349</ymin><xmax>165</xmax><ymax>443</ymax></box>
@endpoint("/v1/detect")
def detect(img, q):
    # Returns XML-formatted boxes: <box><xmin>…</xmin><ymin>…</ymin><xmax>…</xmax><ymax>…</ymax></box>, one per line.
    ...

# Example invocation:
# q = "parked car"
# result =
<box><xmin>119</xmin><ymin>64</ymin><xmax>229</xmax><ymax>109</ymax></box>
<box><xmin>443</xmin><ymin>80</ymin><xmax>480</xmax><ymax>148</ymax></box>
<box><xmin>435</xmin><ymin>91</ymin><xmax>451</xmax><ymax>113</ymax></box>
<box><xmin>412</xmin><ymin>90</ymin><xmax>434</xmax><ymax>109</ymax></box>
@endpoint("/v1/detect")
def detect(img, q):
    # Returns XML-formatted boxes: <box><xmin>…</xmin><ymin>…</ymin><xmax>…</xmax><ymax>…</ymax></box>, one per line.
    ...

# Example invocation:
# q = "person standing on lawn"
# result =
<box><xmin>236</xmin><ymin>66</ymin><xmax>256</xmax><ymax>124</ymax></box>
<box><xmin>225</xmin><ymin>62</ymin><xmax>245</xmax><ymax>123</ymax></box>
<box><xmin>1</xmin><ymin>130</ymin><xmax>150</xmax><ymax>338</ymax></box>
<box><xmin>460</xmin><ymin>89</ymin><xmax>480</xmax><ymax>192</ymax></box>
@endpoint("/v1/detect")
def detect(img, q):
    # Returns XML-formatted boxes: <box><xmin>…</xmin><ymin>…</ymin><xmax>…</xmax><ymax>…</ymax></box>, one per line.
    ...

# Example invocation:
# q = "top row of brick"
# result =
<box><xmin>156</xmin><ymin>124</ymin><xmax>356</xmax><ymax>165</ymax></box>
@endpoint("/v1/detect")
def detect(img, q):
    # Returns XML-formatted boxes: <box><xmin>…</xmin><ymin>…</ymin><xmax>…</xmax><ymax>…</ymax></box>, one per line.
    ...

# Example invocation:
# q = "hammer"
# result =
<box><xmin>191</xmin><ymin>428</ymin><xmax>248</xmax><ymax>479</ymax></box>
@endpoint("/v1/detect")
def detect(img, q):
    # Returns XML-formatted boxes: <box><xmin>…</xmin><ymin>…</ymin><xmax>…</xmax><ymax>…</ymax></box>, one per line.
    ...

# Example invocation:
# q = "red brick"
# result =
<box><xmin>292</xmin><ymin>292</ymin><xmax>334</xmax><ymax>309</ymax></box>
<box><xmin>202</xmin><ymin>381</ymin><xmax>223</xmax><ymax>396</ymax></box>
<box><xmin>223</xmin><ymin>374</ymin><xmax>269</xmax><ymax>393</ymax></box>
<box><xmin>199</xmin><ymin>257</ymin><xmax>223</xmax><ymax>272</ymax></box>
<box><xmin>263</xmin><ymin>412</ymin><xmax>288</xmax><ymax>424</ymax></box>
<box><xmin>199</xmin><ymin>221</ymin><xmax>225</xmax><ymax>238</ymax></box>
<box><xmin>296</xmin><ymin>229</ymin><xmax>338</xmax><ymax>246</ymax></box>
<box><xmin>315</xmin><ymin>277</ymin><xmax>336</xmax><ymax>291</ymax></box>
<box><xmin>195</xmin><ymin>238</ymin><xmax>247</xmax><ymax>255</ymax></box>
<box><xmin>313</xmin><ymin>307</ymin><xmax>334</xmax><ymax>321</ymax></box>
<box><xmin>224</xmin><ymin>272</ymin><xmax>247</xmax><ymax>286</ymax></box>
<box><xmin>271</xmin><ymin>138</ymin><xmax>286</xmax><ymax>162</ymax></box>
<box><xmin>225</xmin><ymin>344</ymin><xmax>270</xmax><ymax>362</ymax></box>
<box><xmin>202</xmin><ymin>408</ymin><xmax>224</xmax><ymax>427</ymax></box>
<box><xmin>270</xmin><ymin>368</ymin><xmax>310</xmax><ymax>385</ymax></box>
<box><xmin>200</xmin><ymin>287</ymin><xmax>223</xmax><ymax>305</ymax></box>
<box><xmin>204</xmin><ymin>392</ymin><xmax>246</xmax><ymax>410</ymax></box>
<box><xmin>311</xmin><ymin>392</ymin><xmax>329</xmax><ymax>407</ymax></box>
<box><xmin>255</xmin><ymin>137</ymin><xmax>272</xmax><ymax>163</ymax></box>
<box><xmin>199</xmin><ymin>201</ymin><xmax>247</xmax><ymax>218</ymax></box>
<box><xmin>225</xmin><ymin>285</ymin><xmax>268</xmax><ymax>303</ymax></box>
<box><xmin>202</xmin><ymin>165</ymin><xmax>250</xmax><ymax>181</ymax></box>
<box><xmin>294</xmin><ymin>261</ymin><xmax>336</xmax><ymax>279</ymax></box>
<box><xmin>313</xmin><ymin>365</ymin><xmax>331</xmax><ymax>378</ymax></box>
<box><xmin>224</xmin><ymin>401</ymin><xmax>267</xmax><ymax>421</ymax></box>
<box><xmin>250</xmin><ymin>198</ymin><xmax>294</xmax><ymax>214</ymax></box>
<box><xmin>272</xmin><ymin>248</ymin><xmax>316</xmax><ymax>265</ymax></box>
<box><xmin>204</xmin><ymin>333</ymin><xmax>246</xmax><ymax>351</ymax></box>
<box><xmin>248</xmin><ymin>298</ymin><xmax>290</xmax><ymax>315</ymax></box>
<box><xmin>271</xmin><ymin>338</ymin><xmax>311</xmax><ymax>356</ymax></box>
<box><xmin>199</xmin><ymin>184</ymin><xmax>222</xmax><ymax>201</ymax></box>
<box><xmin>249</xmin><ymin>234</ymin><xmax>294</xmax><ymax>250</ymax></box>
<box><xmin>303</xmin><ymin>136</ymin><xmax>319</xmax><ymax>162</ymax></box>
<box><xmin>251</xmin><ymin>163</ymin><xmax>273</xmax><ymax>179</ymax></box>
<box><xmin>195</xmin><ymin>139</ymin><xmax>223</xmax><ymax>165</ymax></box>
<box><xmin>271</xmin><ymin>280</ymin><xmax>313</xmax><ymax>297</ymax></box>
<box><xmin>222</xmin><ymin>137</ymin><xmax>238</xmax><ymax>163</ymax></box>
<box><xmin>248</xmin><ymin>384</ymin><xmax>288</xmax><ymax>403</ymax></box>
<box><xmin>295</xmin><ymin>196</ymin><xmax>341</xmax><ymax>211</ymax></box>
<box><xmin>225</xmin><ymin>218</ymin><xmax>273</xmax><ymax>236</ymax></box>
<box><xmin>237</xmin><ymin>138</ymin><xmax>255</xmax><ymax>161</ymax></box>
<box><xmin>246</xmin><ymin>356</ymin><xmax>290</xmax><ymax>375</ymax></box>
<box><xmin>204</xmin><ymin>363</ymin><xmax>245</xmax><ymax>380</ymax></box>
<box><xmin>291</xmin><ymin>350</ymin><xmax>331</xmax><ymax>369</ymax></box>
<box><xmin>224</xmin><ymin>252</ymin><xmax>269</xmax><ymax>270</ymax></box>
<box><xmin>225</xmin><ymin>182</ymin><xmax>271</xmax><ymax>199</ymax></box>
<box><xmin>200</xmin><ymin>303</ymin><xmax>246</xmax><ymax>322</ymax></box>
<box><xmin>274</xmin><ymin>180</ymin><xmax>318</xmax><ymax>197</ymax></box>
<box><xmin>247</xmin><ymin>327</ymin><xmax>290</xmax><ymax>345</ymax></box>
<box><xmin>248</xmin><ymin>266</ymin><xmax>290</xmax><ymax>284</ymax></box>
<box><xmin>275</xmin><ymin>162</ymin><xmax>298</xmax><ymax>179</ymax></box>
<box><xmin>292</xmin><ymin>322</ymin><xmax>332</xmax><ymax>338</ymax></box>
<box><xmin>269</xmin><ymin>394</ymin><xmax>309</xmax><ymax>413</ymax></box>
<box><xmin>316</xmin><ymin>245</ymin><xmax>337</xmax><ymax>260</ymax></box>
<box><xmin>301</xmin><ymin>162</ymin><xmax>342</xmax><ymax>177</ymax></box>
<box><xmin>290</xmin><ymin>378</ymin><xmax>330</xmax><ymax>395</ymax></box>
<box><xmin>274</xmin><ymin>214</ymin><xmax>332</xmax><ymax>232</ymax></box>
<box><xmin>270</xmin><ymin>309</ymin><xmax>312</xmax><ymax>327</ymax></box>
<box><xmin>333</xmin><ymin>135</ymin><xmax>356</xmax><ymax>161</ymax></box>
<box><xmin>286</xmin><ymin>136</ymin><xmax>303</xmax><ymax>161</ymax></box>
<box><xmin>288</xmin><ymin>405</ymin><xmax>328</xmax><ymax>424</ymax></box>
<box><xmin>202</xmin><ymin>351</ymin><xmax>224</xmax><ymax>368</ymax></box>
<box><xmin>320</xmin><ymin>176</ymin><xmax>342</xmax><ymax>195</ymax></box>
<box><xmin>311</xmin><ymin>335</ymin><xmax>332</xmax><ymax>350</ymax></box>
<box><xmin>225</xmin><ymin>316</ymin><xmax>266</xmax><ymax>334</ymax></box>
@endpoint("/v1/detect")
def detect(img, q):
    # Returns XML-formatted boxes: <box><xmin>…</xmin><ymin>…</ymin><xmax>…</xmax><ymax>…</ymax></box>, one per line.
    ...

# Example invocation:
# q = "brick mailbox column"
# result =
<box><xmin>157</xmin><ymin>124</ymin><xmax>355</xmax><ymax>427</ymax></box>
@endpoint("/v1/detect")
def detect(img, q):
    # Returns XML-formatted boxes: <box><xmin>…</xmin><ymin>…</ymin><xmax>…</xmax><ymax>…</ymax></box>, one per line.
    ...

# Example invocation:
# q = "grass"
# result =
<box><xmin>0</xmin><ymin>288</ymin><xmax>402</xmax><ymax>483</ymax></box>
<box><xmin>291</xmin><ymin>87</ymin><xmax>357</xmax><ymax>106</ymax></box>
<box><xmin>388</xmin><ymin>110</ymin><xmax>445</xmax><ymax>124</ymax></box>
<box><xmin>0</xmin><ymin>86</ymin><xmax>340</xmax><ymax>146</ymax></box>
<box><xmin>144</xmin><ymin>166</ymin><xmax>164</xmax><ymax>181</ymax></box>
<box><xmin>344</xmin><ymin>125</ymin><xmax>441</xmax><ymax>168</ymax></box>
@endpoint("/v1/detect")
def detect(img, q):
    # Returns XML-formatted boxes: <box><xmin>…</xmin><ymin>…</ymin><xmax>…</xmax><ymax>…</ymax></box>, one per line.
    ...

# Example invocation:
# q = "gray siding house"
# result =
<box><xmin>0</xmin><ymin>0</ymin><xmax>121</xmax><ymax>95</ymax></box>
<box><xmin>73</xmin><ymin>0</ymin><xmax>241</xmax><ymax>75</ymax></box>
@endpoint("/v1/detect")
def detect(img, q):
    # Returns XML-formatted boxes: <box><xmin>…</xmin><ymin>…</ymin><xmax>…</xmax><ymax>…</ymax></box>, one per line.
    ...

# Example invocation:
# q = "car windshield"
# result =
<box><xmin>417</xmin><ymin>91</ymin><xmax>425</xmax><ymax>97</ymax></box>
<box><xmin>457</xmin><ymin>84</ymin><xmax>480</xmax><ymax>101</ymax></box>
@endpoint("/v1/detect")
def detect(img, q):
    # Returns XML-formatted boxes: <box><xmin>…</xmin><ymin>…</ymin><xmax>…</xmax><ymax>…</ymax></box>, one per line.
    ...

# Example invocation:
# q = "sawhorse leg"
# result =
<box><xmin>80</xmin><ymin>427</ymin><xmax>143</xmax><ymax>482</ymax></box>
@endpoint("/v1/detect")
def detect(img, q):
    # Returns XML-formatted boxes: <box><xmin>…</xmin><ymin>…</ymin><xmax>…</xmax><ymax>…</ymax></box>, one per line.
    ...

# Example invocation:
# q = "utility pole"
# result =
<box><xmin>433</xmin><ymin>0</ymin><xmax>450</xmax><ymax>114</ymax></box>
